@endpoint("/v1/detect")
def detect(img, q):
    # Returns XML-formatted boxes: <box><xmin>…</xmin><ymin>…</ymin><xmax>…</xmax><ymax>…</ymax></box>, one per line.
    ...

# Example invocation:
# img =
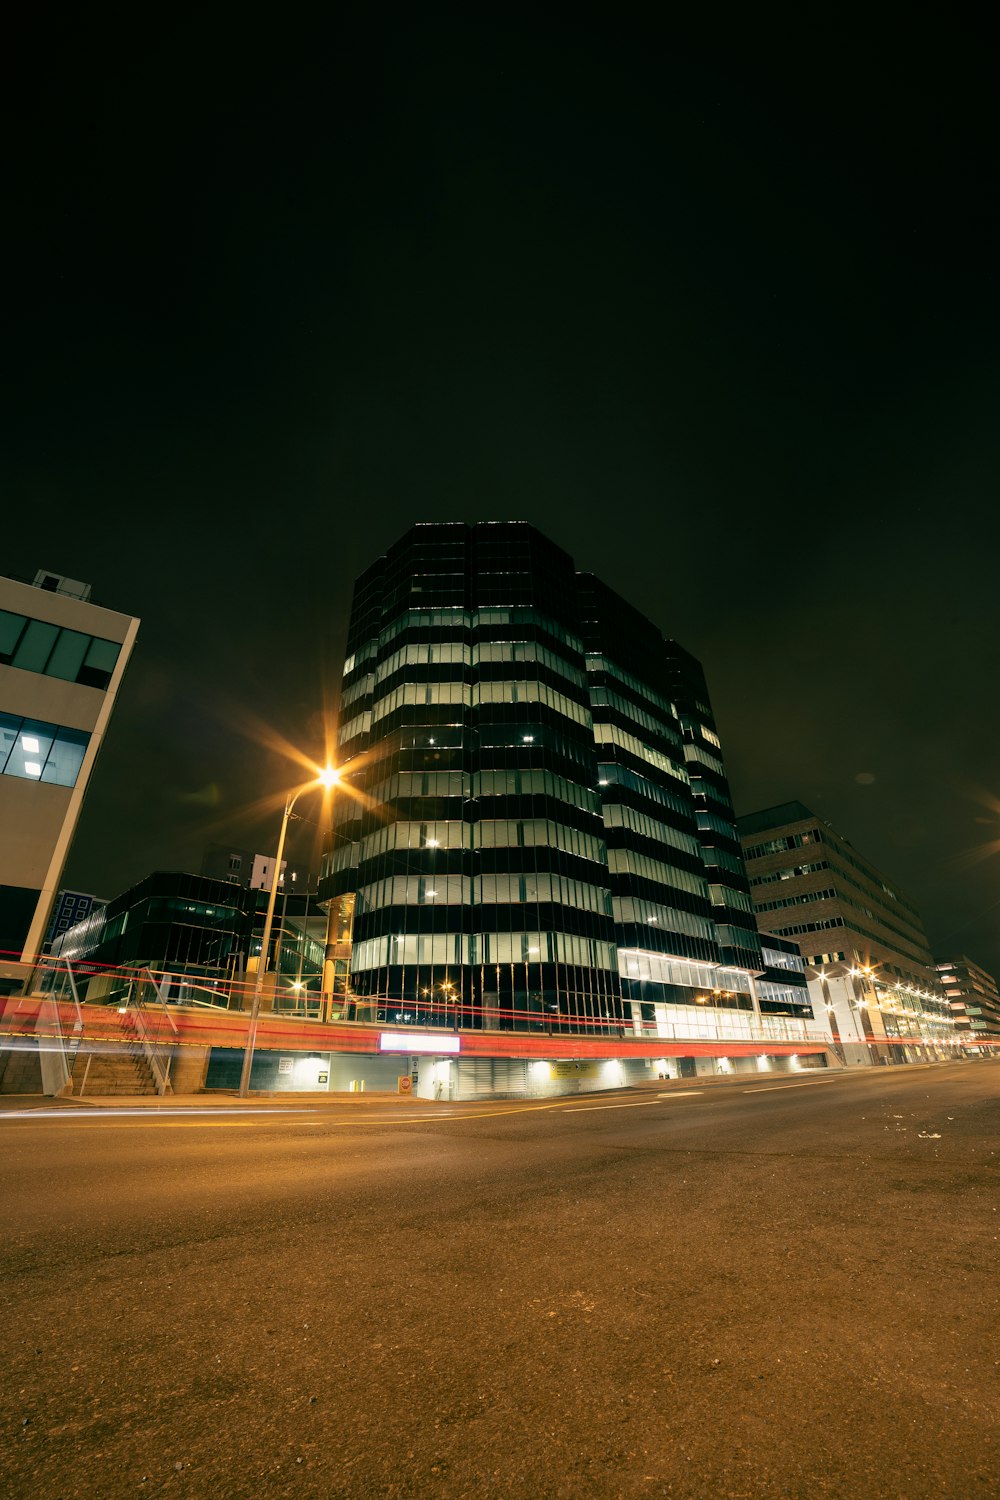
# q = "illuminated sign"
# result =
<box><xmin>379</xmin><ymin>1032</ymin><xmax>461</xmax><ymax>1055</ymax></box>
<box><xmin>551</xmin><ymin>1060</ymin><xmax>599</xmax><ymax>1079</ymax></box>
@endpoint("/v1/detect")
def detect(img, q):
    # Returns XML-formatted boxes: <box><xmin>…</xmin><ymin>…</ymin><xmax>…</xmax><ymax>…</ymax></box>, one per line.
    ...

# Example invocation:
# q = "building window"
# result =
<box><xmin>0</xmin><ymin>712</ymin><xmax>91</xmax><ymax>787</ymax></box>
<box><xmin>0</xmin><ymin>610</ymin><xmax>121</xmax><ymax>689</ymax></box>
<box><xmin>743</xmin><ymin>829</ymin><xmax>823</xmax><ymax>860</ymax></box>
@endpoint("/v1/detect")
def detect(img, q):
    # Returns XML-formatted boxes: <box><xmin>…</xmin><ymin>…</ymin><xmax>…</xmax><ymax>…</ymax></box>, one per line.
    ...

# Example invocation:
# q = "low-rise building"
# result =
<box><xmin>737</xmin><ymin>801</ymin><xmax>954</xmax><ymax>1064</ymax></box>
<box><xmin>52</xmin><ymin>870</ymin><xmax>328</xmax><ymax>1010</ymax></box>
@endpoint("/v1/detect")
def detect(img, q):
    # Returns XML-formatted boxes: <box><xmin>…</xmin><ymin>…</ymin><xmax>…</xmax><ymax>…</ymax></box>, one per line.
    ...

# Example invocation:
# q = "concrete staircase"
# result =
<box><xmin>75</xmin><ymin>1046</ymin><xmax>159</xmax><ymax>1095</ymax></box>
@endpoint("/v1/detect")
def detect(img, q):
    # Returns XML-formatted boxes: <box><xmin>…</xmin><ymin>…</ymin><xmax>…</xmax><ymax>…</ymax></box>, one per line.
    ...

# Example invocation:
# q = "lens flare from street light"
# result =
<box><xmin>950</xmin><ymin>783</ymin><xmax>1000</xmax><ymax>870</ymax></box>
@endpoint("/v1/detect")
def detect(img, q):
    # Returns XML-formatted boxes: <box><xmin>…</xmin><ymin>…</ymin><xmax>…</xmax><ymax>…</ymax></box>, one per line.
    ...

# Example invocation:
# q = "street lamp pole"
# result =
<box><xmin>238</xmin><ymin>768</ymin><xmax>338</xmax><ymax>1098</ymax></box>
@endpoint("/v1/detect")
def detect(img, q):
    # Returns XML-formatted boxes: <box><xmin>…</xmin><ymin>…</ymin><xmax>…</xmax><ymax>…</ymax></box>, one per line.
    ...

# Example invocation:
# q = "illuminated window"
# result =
<box><xmin>0</xmin><ymin>712</ymin><xmax>90</xmax><ymax>786</ymax></box>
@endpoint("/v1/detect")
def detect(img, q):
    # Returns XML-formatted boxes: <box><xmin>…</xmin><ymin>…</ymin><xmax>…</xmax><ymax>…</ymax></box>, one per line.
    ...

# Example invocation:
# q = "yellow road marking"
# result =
<box><xmin>743</xmin><ymin>1080</ymin><xmax>840</xmax><ymax>1092</ymax></box>
<box><xmin>564</xmin><ymin>1099</ymin><xmax>664</xmax><ymax>1112</ymax></box>
<box><xmin>378</xmin><ymin>1099</ymin><xmax>592</xmax><ymax>1123</ymax></box>
<box><xmin>2</xmin><ymin>1093</ymin><xmax>704</xmax><ymax>1128</ymax></box>
<box><xmin>69</xmin><ymin>1118</ymin><xmax>261</xmax><ymax>1127</ymax></box>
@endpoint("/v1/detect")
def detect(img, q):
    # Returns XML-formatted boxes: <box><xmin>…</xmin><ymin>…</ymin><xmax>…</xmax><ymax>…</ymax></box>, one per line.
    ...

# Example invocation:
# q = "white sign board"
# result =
<box><xmin>379</xmin><ymin>1032</ymin><xmax>461</xmax><ymax>1054</ymax></box>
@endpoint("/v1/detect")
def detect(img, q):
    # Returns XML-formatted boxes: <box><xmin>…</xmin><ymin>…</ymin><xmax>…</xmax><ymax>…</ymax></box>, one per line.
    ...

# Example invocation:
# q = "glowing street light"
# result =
<box><xmin>238</xmin><ymin>766</ymin><xmax>339</xmax><ymax>1098</ymax></box>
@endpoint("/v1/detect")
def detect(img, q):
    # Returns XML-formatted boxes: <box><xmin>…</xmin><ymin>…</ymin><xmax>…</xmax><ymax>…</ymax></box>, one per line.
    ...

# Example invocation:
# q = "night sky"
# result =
<box><xmin>6</xmin><ymin>11</ymin><xmax>999</xmax><ymax>977</ymax></box>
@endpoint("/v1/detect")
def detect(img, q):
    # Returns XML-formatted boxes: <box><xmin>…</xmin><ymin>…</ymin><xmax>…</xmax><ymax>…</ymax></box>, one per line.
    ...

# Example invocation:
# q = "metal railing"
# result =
<box><xmin>11</xmin><ymin>956</ymin><xmax>977</xmax><ymax>1064</ymax></box>
<box><xmin>14</xmin><ymin>957</ymin><xmax>838</xmax><ymax>1047</ymax></box>
<box><xmin>120</xmin><ymin>970</ymin><xmax>178</xmax><ymax>1096</ymax></box>
<box><xmin>18</xmin><ymin>962</ymin><xmax>85</xmax><ymax>1094</ymax></box>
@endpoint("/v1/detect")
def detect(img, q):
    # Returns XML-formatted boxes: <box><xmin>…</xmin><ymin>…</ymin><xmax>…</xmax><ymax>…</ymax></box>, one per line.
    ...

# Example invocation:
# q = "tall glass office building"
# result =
<box><xmin>319</xmin><ymin>523</ymin><xmax>762</xmax><ymax>1033</ymax></box>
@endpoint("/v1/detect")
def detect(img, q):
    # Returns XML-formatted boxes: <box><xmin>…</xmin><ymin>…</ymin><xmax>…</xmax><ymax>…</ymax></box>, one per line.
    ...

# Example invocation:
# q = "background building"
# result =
<box><xmin>935</xmin><ymin>954</ymin><xmax>1000</xmax><ymax>1046</ymax></box>
<box><xmin>46</xmin><ymin>889</ymin><xmax>102</xmax><ymax>946</ymax></box>
<box><xmin>319</xmin><ymin>522</ymin><xmax>777</xmax><ymax>1041</ymax></box>
<box><xmin>53</xmin><ymin>870</ymin><xmax>328</xmax><ymax>1009</ymax></box>
<box><xmin>200</xmin><ymin>841</ymin><xmax>312</xmax><ymax>892</ymax></box>
<box><xmin>0</xmin><ymin>569</ymin><xmax>138</xmax><ymax>981</ymax></box>
<box><xmin>738</xmin><ymin>801</ymin><xmax>953</xmax><ymax>1062</ymax></box>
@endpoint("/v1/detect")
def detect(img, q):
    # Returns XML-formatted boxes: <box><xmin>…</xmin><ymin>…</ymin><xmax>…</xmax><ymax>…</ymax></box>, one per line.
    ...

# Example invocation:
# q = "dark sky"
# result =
<box><xmin>6</xmin><ymin>10</ymin><xmax>999</xmax><ymax>976</ymax></box>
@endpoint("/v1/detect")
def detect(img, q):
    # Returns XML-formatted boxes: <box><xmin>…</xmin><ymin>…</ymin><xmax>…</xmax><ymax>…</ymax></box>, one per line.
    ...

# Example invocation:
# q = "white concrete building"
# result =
<box><xmin>0</xmin><ymin>570</ymin><xmax>138</xmax><ymax>980</ymax></box>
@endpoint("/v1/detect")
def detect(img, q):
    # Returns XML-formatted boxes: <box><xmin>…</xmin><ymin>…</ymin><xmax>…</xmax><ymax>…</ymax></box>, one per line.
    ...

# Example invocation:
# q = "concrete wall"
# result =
<box><xmin>203</xmin><ymin>1048</ymin><xmax>405</xmax><ymax>1094</ymax></box>
<box><xmin>168</xmin><ymin>1046</ymin><xmax>210</xmax><ymax>1094</ymax></box>
<box><xmin>197</xmin><ymin>1046</ymin><xmax>827</xmax><ymax>1098</ymax></box>
<box><xmin>0</xmin><ymin>1040</ymin><xmax>43</xmax><ymax>1094</ymax></box>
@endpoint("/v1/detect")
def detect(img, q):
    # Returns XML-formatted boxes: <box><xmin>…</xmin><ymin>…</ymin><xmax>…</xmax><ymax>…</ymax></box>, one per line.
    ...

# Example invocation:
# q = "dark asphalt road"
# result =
<box><xmin>1</xmin><ymin>1064</ymin><xmax>998</xmax><ymax>1500</ymax></box>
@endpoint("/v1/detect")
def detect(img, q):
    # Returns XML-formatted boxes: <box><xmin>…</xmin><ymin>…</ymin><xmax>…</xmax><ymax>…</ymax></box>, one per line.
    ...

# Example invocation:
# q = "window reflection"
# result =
<box><xmin>0</xmin><ymin>610</ymin><xmax>120</xmax><ymax>688</ymax></box>
<box><xmin>0</xmin><ymin>712</ymin><xmax>90</xmax><ymax>786</ymax></box>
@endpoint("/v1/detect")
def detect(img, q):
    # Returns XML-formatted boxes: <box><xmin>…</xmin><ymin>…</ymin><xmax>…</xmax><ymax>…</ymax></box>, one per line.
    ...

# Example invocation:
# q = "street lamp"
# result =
<box><xmin>238</xmin><ymin>766</ymin><xmax>339</xmax><ymax>1097</ymax></box>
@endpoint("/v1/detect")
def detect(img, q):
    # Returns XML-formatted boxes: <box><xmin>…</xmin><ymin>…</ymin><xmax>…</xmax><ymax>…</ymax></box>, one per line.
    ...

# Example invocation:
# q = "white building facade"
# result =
<box><xmin>0</xmin><ymin>571</ymin><xmax>138</xmax><ymax>981</ymax></box>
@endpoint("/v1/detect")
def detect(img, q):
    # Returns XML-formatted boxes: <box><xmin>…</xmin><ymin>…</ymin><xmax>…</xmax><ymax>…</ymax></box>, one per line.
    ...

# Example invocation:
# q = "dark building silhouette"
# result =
<box><xmin>52</xmin><ymin>871</ymin><xmax>327</xmax><ymax>1006</ymax></box>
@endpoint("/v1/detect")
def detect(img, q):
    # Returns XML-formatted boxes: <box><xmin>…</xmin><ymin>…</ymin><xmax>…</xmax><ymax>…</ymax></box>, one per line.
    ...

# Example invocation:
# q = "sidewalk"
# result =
<box><xmin>0</xmin><ymin>1090</ymin><xmax>439</xmax><ymax>1112</ymax></box>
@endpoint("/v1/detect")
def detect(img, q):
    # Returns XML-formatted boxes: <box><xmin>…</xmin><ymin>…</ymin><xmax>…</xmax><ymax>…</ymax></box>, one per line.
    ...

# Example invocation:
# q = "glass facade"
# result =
<box><xmin>320</xmin><ymin>523</ymin><xmax>762</xmax><ymax>1031</ymax></box>
<box><xmin>660</xmin><ymin>642</ymin><xmax>763</xmax><ymax>978</ymax></box>
<box><xmin>757</xmin><ymin>938</ymin><xmax>812</xmax><ymax>1017</ymax></box>
<box><xmin>0</xmin><ymin>711</ymin><xmax>91</xmax><ymax>787</ymax></box>
<box><xmin>0</xmin><ymin>610</ymin><xmax>121</xmax><ymax>689</ymax></box>
<box><xmin>53</xmin><ymin>873</ymin><xmax>247</xmax><ymax>974</ymax></box>
<box><xmin>51</xmin><ymin>872</ymin><xmax>328</xmax><ymax>999</ymax></box>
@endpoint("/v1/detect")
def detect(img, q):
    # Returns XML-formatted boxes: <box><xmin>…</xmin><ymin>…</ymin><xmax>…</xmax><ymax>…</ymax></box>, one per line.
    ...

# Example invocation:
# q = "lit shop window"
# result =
<box><xmin>0</xmin><ymin>611</ymin><xmax>121</xmax><ymax>689</ymax></box>
<box><xmin>0</xmin><ymin>712</ymin><xmax>91</xmax><ymax>786</ymax></box>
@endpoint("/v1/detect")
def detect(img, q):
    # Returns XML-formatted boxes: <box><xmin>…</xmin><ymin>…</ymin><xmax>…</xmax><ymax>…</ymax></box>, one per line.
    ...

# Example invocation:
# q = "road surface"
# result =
<box><xmin>1</xmin><ymin>1063</ymin><xmax>997</xmax><ymax>1498</ymax></box>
